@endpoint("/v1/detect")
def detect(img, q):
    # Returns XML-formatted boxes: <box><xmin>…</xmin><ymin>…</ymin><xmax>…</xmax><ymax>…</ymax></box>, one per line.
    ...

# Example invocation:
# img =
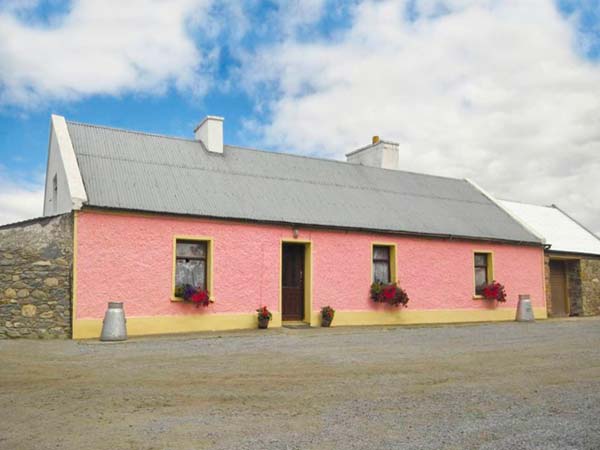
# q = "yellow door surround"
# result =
<box><xmin>280</xmin><ymin>239</ymin><xmax>314</xmax><ymax>326</ymax></box>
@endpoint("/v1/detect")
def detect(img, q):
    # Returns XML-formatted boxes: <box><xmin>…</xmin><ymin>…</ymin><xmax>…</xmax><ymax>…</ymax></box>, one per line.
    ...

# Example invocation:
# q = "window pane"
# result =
<box><xmin>474</xmin><ymin>253</ymin><xmax>487</xmax><ymax>267</ymax></box>
<box><xmin>373</xmin><ymin>246</ymin><xmax>390</xmax><ymax>260</ymax></box>
<box><xmin>176</xmin><ymin>241</ymin><xmax>206</xmax><ymax>259</ymax></box>
<box><xmin>475</xmin><ymin>267</ymin><xmax>487</xmax><ymax>293</ymax></box>
<box><xmin>373</xmin><ymin>261</ymin><xmax>390</xmax><ymax>283</ymax></box>
<box><xmin>176</xmin><ymin>259</ymin><xmax>206</xmax><ymax>289</ymax></box>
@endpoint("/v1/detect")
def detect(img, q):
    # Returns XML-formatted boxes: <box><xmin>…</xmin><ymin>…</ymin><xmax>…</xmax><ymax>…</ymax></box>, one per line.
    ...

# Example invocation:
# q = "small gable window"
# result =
<box><xmin>474</xmin><ymin>252</ymin><xmax>493</xmax><ymax>295</ymax></box>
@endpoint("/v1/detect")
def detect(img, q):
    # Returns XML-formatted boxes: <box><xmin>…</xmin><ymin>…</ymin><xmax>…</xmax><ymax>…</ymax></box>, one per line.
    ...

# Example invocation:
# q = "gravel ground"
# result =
<box><xmin>1</xmin><ymin>318</ymin><xmax>599</xmax><ymax>450</ymax></box>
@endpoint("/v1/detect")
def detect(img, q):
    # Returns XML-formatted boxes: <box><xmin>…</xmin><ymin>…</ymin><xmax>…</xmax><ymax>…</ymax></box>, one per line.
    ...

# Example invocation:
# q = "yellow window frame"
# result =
<box><xmin>371</xmin><ymin>242</ymin><xmax>398</xmax><ymax>284</ymax></box>
<box><xmin>171</xmin><ymin>235</ymin><xmax>214</xmax><ymax>302</ymax></box>
<box><xmin>473</xmin><ymin>250</ymin><xmax>494</xmax><ymax>299</ymax></box>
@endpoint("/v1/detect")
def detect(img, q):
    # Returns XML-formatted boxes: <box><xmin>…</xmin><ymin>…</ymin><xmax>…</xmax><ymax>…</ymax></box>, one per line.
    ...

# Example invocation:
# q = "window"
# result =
<box><xmin>373</xmin><ymin>245</ymin><xmax>393</xmax><ymax>283</ymax></box>
<box><xmin>474</xmin><ymin>252</ymin><xmax>492</xmax><ymax>295</ymax></box>
<box><xmin>174</xmin><ymin>239</ymin><xmax>209</xmax><ymax>297</ymax></box>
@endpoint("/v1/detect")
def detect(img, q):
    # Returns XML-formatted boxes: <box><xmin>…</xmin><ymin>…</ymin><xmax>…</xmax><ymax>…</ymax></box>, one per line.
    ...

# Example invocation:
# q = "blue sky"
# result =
<box><xmin>1</xmin><ymin>0</ymin><xmax>599</xmax><ymax>235</ymax></box>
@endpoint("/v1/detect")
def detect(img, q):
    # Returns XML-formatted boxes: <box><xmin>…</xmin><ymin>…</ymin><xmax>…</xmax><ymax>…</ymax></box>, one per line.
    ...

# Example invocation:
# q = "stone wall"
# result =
<box><xmin>545</xmin><ymin>254</ymin><xmax>600</xmax><ymax>317</ymax></box>
<box><xmin>0</xmin><ymin>214</ymin><xmax>73</xmax><ymax>338</ymax></box>
<box><xmin>565</xmin><ymin>260</ymin><xmax>583</xmax><ymax>316</ymax></box>
<box><xmin>581</xmin><ymin>258</ymin><xmax>600</xmax><ymax>316</ymax></box>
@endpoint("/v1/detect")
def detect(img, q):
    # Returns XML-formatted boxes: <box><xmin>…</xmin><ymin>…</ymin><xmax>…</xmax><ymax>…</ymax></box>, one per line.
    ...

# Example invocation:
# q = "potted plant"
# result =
<box><xmin>370</xmin><ymin>281</ymin><xmax>410</xmax><ymax>307</ymax></box>
<box><xmin>175</xmin><ymin>284</ymin><xmax>212</xmax><ymax>307</ymax></box>
<box><xmin>481</xmin><ymin>281</ymin><xmax>507</xmax><ymax>303</ymax></box>
<box><xmin>256</xmin><ymin>306</ymin><xmax>272</xmax><ymax>329</ymax></box>
<box><xmin>321</xmin><ymin>306</ymin><xmax>335</xmax><ymax>327</ymax></box>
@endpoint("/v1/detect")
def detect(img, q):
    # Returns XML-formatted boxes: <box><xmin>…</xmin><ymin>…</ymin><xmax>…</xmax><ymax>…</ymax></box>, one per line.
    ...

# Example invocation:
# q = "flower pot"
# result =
<box><xmin>321</xmin><ymin>317</ymin><xmax>332</xmax><ymax>327</ymax></box>
<box><xmin>482</xmin><ymin>298</ymin><xmax>497</xmax><ymax>309</ymax></box>
<box><xmin>258</xmin><ymin>317</ymin><xmax>270</xmax><ymax>329</ymax></box>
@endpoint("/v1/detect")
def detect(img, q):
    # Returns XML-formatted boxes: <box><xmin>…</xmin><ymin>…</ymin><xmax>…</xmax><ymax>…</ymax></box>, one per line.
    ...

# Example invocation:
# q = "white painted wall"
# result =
<box><xmin>43</xmin><ymin>126</ymin><xmax>72</xmax><ymax>215</ymax></box>
<box><xmin>42</xmin><ymin>115</ymin><xmax>87</xmax><ymax>216</ymax></box>
<box><xmin>346</xmin><ymin>141</ymin><xmax>399</xmax><ymax>170</ymax></box>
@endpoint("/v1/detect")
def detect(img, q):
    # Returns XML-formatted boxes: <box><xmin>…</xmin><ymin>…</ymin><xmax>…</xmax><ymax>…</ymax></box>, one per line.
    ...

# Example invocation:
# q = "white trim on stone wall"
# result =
<box><xmin>47</xmin><ymin>115</ymin><xmax>87</xmax><ymax>213</ymax></box>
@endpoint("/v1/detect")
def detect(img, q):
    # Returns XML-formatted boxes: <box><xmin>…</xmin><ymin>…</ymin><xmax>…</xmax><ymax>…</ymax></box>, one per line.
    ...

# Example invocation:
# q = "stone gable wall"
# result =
<box><xmin>0</xmin><ymin>214</ymin><xmax>73</xmax><ymax>338</ymax></box>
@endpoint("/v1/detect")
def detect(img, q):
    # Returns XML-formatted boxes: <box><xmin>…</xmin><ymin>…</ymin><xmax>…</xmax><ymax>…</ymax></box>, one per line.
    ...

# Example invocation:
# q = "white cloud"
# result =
<box><xmin>271</xmin><ymin>0</ymin><xmax>328</xmax><ymax>38</ymax></box>
<box><xmin>0</xmin><ymin>167</ymin><xmax>44</xmax><ymax>226</ymax></box>
<box><xmin>241</xmin><ymin>0</ymin><xmax>600</xmax><ymax>235</ymax></box>
<box><xmin>0</xmin><ymin>0</ymin><xmax>214</xmax><ymax>106</ymax></box>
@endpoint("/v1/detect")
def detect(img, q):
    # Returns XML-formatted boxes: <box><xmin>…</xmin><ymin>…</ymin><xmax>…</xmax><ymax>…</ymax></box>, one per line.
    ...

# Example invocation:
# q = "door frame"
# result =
<box><xmin>549</xmin><ymin>258</ymin><xmax>570</xmax><ymax>317</ymax></box>
<box><xmin>280</xmin><ymin>239</ymin><xmax>313</xmax><ymax>325</ymax></box>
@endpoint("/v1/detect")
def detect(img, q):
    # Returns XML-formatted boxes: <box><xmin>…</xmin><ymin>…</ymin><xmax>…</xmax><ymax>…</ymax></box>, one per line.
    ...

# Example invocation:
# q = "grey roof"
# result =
<box><xmin>66</xmin><ymin>121</ymin><xmax>541</xmax><ymax>244</ymax></box>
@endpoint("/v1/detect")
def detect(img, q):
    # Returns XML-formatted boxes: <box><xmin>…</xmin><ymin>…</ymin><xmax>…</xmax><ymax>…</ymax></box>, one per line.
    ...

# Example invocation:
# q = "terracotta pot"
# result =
<box><xmin>321</xmin><ymin>317</ymin><xmax>332</xmax><ymax>327</ymax></box>
<box><xmin>258</xmin><ymin>317</ymin><xmax>270</xmax><ymax>329</ymax></box>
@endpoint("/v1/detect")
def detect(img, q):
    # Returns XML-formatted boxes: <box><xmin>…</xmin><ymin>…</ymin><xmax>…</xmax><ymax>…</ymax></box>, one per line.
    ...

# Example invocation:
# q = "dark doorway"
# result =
<box><xmin>549</xmin><ymin>260</ymin><xmax>569</xmax><ymax>317</ymax></box>
<box><xmin>282</xmin><ymin>243</ymin><xmax>305</xmax><ymax>321</ymax></box>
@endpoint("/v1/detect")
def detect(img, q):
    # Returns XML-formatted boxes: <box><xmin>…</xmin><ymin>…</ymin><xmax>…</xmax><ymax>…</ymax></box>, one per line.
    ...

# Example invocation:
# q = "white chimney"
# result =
<box><xmin>345</xmin><ymin>136</ymin><xmax>399</xmax><ymax>170</ymax></box>
<box><xmin>194</xmin><ymin>115</ymin><xmax>224</xmax><ymax>154</ymax></box>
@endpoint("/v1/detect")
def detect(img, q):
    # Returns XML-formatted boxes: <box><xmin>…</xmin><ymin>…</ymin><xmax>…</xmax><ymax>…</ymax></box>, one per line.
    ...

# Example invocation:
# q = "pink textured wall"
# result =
<box><xmin>75</xmin><ymin>210</ymin><xmax>545</xmax><ymax>319</ymax></box>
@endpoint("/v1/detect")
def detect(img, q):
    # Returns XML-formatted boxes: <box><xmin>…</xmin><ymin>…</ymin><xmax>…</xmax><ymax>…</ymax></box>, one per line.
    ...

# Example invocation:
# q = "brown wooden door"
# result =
<box><xmin>549</xmin><ymin>260</ymin><xmax>568</xmax><ymax>317</ymax></box>
<box><xmin>282</xmin><ymin>244</ymin><xmax>305</xmax><ymax>321</ymax></box>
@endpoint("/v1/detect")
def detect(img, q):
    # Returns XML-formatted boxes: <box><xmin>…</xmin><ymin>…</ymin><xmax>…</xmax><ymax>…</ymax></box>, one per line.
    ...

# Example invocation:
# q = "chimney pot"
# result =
<box><xmin>372</xmin><ymin>135</ymin><xmax>380</xmax><ymax>144</ymax></box>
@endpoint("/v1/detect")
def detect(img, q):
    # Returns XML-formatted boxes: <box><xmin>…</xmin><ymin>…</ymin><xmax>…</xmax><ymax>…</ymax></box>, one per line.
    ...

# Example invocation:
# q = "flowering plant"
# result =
<box><xmin>370</xmin><ymin>281</ymin><xmax>410</xmax><ymax>307</ymax></box>
<box><xmin>481</xmin><ymin>281</ymin><xmax>507</xmax><ymax>303</ymax></box>
<box><xmin>321</xmin><ymin>306</ymin><xmax>335</xmax><ymax>321</ymax></box>
<box><xmin>175</xmin><ymin>284</ymin><xmax>212</xmax><ymax>307</ymax></box>
<box><xmin>256</xmin><ymin>306</ymin><xmax>272</xmax><ymax>321</ymax></box>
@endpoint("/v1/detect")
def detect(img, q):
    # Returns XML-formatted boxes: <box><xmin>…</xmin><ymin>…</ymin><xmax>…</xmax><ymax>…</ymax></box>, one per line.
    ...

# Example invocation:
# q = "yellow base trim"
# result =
<box><xmin>73</xmin><ymin>308</ymin><xmax>547</xmax><ymax>339</ymax></box>
<box><xmin>74</xmin><ymin>312</ymin><xmax>282</xmax><ymax>340</ymax></box>
<box><xmin>327</xmin><ymin>307</ymin><xmax>548</xmax><ymax>327</ymax></box>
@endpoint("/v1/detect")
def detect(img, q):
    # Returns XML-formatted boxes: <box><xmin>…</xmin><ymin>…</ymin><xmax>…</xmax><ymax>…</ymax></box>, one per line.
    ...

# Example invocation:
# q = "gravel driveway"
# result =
<box><xmin>1</xmin><ymin>318</ymin><xmax>599</xmax><ymax>450</ymax></box>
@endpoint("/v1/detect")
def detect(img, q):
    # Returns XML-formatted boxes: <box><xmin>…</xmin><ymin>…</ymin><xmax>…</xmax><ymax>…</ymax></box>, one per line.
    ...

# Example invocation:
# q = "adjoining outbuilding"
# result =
<box><xmin>501</xmin><ymin>200</ymin><xmax>600</xmax><ymax>317</ymax></box>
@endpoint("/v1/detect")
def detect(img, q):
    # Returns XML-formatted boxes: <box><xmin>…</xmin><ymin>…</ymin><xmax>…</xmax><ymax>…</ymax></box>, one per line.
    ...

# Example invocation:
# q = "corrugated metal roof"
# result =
<box><xmin>66</xmin><ymin>121</ymin><xmax>541</xmax><ymax>244</ymax></box>
<box><xmin>500</xmin><ymin>200</ymin><xmax>600</xmax><ymax>255</ymax></box>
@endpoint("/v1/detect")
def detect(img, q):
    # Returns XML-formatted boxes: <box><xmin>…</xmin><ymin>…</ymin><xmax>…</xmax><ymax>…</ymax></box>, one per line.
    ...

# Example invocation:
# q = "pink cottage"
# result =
<box><xmin>42</xmin><ymin>115</ymin><xmax>546</xmax><ymax>339</ymax></box>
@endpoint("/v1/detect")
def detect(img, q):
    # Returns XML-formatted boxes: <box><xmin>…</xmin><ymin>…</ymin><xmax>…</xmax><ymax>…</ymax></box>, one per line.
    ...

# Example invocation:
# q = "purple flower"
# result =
<box><xmin>182</xmin><ymin>284</ymin><xmax>197</xmax><ymax>301</ymax></box>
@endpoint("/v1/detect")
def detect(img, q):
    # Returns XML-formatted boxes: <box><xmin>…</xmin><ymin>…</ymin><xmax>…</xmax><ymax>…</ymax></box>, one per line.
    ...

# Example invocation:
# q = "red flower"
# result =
<box><xmin>257</xmin><ymin>306</ymin><xmax>272</xmax><ymax>320</ymax></box>
<box><xmin>382</xmin><ymin>285</ymin><xmax>396</xmax><ymax>300</ymax></box>
<box><xmin>482</xmin><ymin>281</ymin><xmax>506</xmax><ymax>302</ymax></box>
<box><xmin>190</xmin><ymin>290</ymin><xmax>209</xmax><ymax>307</ymax></box>
<box><xmin>370</xmin><ymin>282</ymin><xmax>409</xmax><ymax>307</ymax></box>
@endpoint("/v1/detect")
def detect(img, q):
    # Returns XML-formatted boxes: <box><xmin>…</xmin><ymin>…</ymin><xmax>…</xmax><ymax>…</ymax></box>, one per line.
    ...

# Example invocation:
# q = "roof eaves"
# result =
<box><xmin>546</xmin><ymin>249</ymin><xmax>600</xmax><ymax>259</ymax></box>
<box><xmin>81</xmin><ymin>205</ymin><xmax>543</xmax><ymax>246</ymax></box>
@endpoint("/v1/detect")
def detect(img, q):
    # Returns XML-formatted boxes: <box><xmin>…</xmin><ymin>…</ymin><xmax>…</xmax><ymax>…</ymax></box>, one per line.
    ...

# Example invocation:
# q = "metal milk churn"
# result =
<box><xmin>516</xmin><ymin>294</ymin><xmax>535</xmax><ymax>322</ymax></box>
<box><xmin>100</xmin><ymin>302</ymin><xmax>127</xmax><ymax>341</ymax></box>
